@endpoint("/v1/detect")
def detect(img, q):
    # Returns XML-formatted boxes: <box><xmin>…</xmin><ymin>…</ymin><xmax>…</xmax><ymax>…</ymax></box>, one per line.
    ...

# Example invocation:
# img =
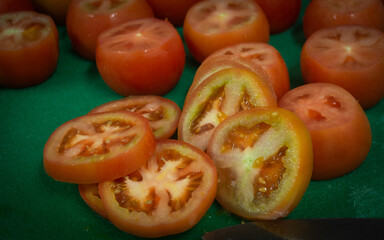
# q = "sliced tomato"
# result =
<box><xmin>179</xmin><ymin>67</ymin><xmax>277</xmax><ymax>151</ymax></box>
<box><xmin>183</xmin><ymin>0</ymin><xmax>269</xmax><ymax>63</ymax></box>
<box><xmin>98</xmin><ymin>139</ymin><xmax>217</xmax><ymax>238</ymax></box>
<box><xmin>0</xmin><ymin>0</ymin><xmax>34</xmax><ymax>14</ymax></box>
<box><xmin>96</xmin><ymin>18</ymin><xmax>185</xmax><ymax>96</ymax></box>
<box><xmin>43</xmin><ymin>111</ymin><xmax>156</xmax><ymax>184</ymax></box>
<box><xmin>207</xmin><ymin>107</ymin><xmax>313</xmax><ymax>220</ymax></box>
<box><xmin>279</xmin><ymin>83</ymin><xmax>372</xmax><ymax>180</ymax></box>
<box><xmin>0</xmin><ymin>11</ymin><xmax>59</xmax><ymax>88</ymax></box>
<box><xmin>89</xmin><ymin>96</ymin><xmax>181</xmax><ymax>140</ymax></box>
<box><xmin>206</xmin><ymin>42</ymin><xmax>290</xmax><ymax>100</ymax></box>
<box><xmin>66</xmin><ymin>0</ymin><xmax>154</xmax><ymax>60</ymax></box>
<box><xmin>78</xmin><ymin>183</ymin><xmax>108</xmax><ymax>219</ymax></box>
<box><xmin>301</xmin><ymin>25</ymin><xmax>384</xmax><ymax>109</ymax></box>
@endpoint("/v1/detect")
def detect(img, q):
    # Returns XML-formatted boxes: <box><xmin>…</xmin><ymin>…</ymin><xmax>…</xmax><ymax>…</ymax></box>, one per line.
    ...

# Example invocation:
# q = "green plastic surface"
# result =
<box><xmin>1</xmin><ymin>1</ymin><xmax>383</xmax><ymax>239</ymax></box>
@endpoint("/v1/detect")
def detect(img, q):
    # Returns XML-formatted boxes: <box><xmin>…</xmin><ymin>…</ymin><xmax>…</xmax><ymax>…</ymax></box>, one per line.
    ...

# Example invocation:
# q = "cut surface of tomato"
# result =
<box><xmin>43</xmin><ymin>111</ymin><xmax>156</xmax><ymax>184</ymax></box>
<box><xmin>79</xmin><ymin>183</ymin><xmax>107</xmax><ymax>219</ymax></box>
<box><xmin>207</xmin><ymin>107</ymin><xmax>313</xmax><ymax>220</ymax></box>
<box><xmin>98</xmin><ymin>139</ymin><xmax>217</xmax><ymax>238</ymax></box>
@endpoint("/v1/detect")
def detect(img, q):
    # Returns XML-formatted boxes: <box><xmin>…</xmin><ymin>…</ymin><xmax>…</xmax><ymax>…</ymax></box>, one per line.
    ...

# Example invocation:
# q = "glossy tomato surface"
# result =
<box><xmin>183</xmin><ymin>0</ymin><xmax>269</xmax><ymax>63</ymax></box>
<box><xmin>303</xmin><ymin>0</ymin><xmax>384</xmax><ymax>38</ymax></box>
<box><xmin>79</xmin><ymin>183</ymin><xmax>108</xmax><ymax>219</ymax></box>
<box><xmin>31</xmin><ymin>0</ymin><xmax>72</xmax><ymax>25</ymax></box>
<box><xmin>0</xmin><ymin>11</ymin><xmax>59</xmax><ymax>88</ymax></box>
<box><xmin>89</xmin><ymin>95</ymin><xmax>181</xmax><ymax>140</ymax></box>
<box><xmin>301</xmin><ymin>25</ymin><xmax>384</xmax><ymax>109</ymax></box>
<box><xmin>43</xmin><ymin>111</ymin><xmax>156</xmax><ymax>184</ymax></box>
<box><xmin>279</xmin><ymin>83</ymin><xmax>372</xmax><ymax>180</ymax></box>
<box><xmin>207</xmin><ymin>42</ymin><xmax>290</xmax><ymax>100</ymax></box>
<box><xmin>66</xmin><ymin>0</ymin><xmax>154</xmax><ymax>60</ymax></box>
<box><xmin>253</xmin><ymin>0</ymin><xmax>301</xmax><ymax>34</ymax></box>
<box><xmin>0</xmin><ymin>0</ymin><xmax>34</xmax><ymax>14</ymax></box>
<box><xmin>96</xmin><ymin>18</ymin><xmax>185</xmax><ymax>96</ymax></box>
<box><xmin>98</xmin><ymin>139</ymin><xmax>217</xmax><ymax>238</ymax></box>
<box><xmin>207</xmin><ymin>107</ymin><xmax>313</xmax><ymax>220</ymax></box>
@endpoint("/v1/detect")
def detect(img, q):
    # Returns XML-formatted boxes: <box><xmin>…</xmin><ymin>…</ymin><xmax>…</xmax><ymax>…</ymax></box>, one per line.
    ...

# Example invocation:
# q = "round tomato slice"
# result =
<box><xmin>207</xmin><ymin>107</ymin><xmax>313</xmax><ymax>220</ymax></box>
<box><xmin>78</xmin><ymin>183</ymin><xmax>108</xmax><ymax>219</ymax></box>
<box><xmin>43</xmin><ymin>111</ymin><xmax>156</xmax><ymax>184</ymax></box>
<box><xmin>96</xmin><ymin>18</ymin><xmax>185</xmax><ymax>96</ymax></box>
<box><xmin>98</xmin><ymin>139</ymin><xmax>217</xmax><ymax>238</ymax></box>
<box><xmin>301</xmin><ymin>25</ymin><xmax>384</xmax><ymax>109</ymax></box>
<box><xmin>279</xmin><ymin>83</ymin><xmax>372</xmax><ymax>180</ymax></box>
<box><xmin>183</xmin><ymin>0</ymin><xmax>269</xmax><ymax>63</ymax></box>
<box><xmin>0</xmin><ymin>11</ymin><xmax>59</xmax><ymax>88</ymax></box>
<box><xmin>179</xmin><ymin>67</ymin><xmax>277</xmax><ymax>151</ymax></box>
<box><xmin>89</xmin><ymin>96</ymin><xmax>181</xmax><ymax>140</ymax></box>
<box><xmin>206</xmin><ymin>42</ymin><xmax>290</xmax><ymax>100</ymax></box>
<box><xmin>67</xmin><ymin>0</ymin><xmax>154</xmax><ymax>60</ymax></box>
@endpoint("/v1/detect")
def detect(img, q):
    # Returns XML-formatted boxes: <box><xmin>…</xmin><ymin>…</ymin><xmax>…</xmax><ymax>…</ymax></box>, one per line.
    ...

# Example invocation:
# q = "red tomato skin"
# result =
<box><xmin>0</xmin><ymin>0</ymin><xmax>34</xmax><ymax>13</ymax></box>
<box><xmin>31</xmin><ymin>0</ymin><xmax>72</xmax><ymax>25</ymax></box>
<box><xmin>0</xmin><ymin>11</ymin><xmax>59</xmax><ymax>88</ymax></box>
<box><xmin>66</xmin><ymin>0</ymin><xmax>154</xmax><ymax>60</ymax></box>
<box><xmin>253</xmin><ymin>0</ymin><xmax>301</xmax><ymax>34</ymax></box>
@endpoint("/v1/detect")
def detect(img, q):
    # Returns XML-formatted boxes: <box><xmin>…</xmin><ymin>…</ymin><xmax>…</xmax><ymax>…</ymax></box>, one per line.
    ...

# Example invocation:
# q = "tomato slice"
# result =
<box><xmin>98</xmin><ymin>139</ymin><xmax>217</xmax><ymax>238</ymax></box>
<box><xmin>207</xmin><ymin>42</ymin><xmax>290</xmax><ymax>100</ymax></box>
<box><xmin>179</xmin><ymin>67</ymin><xmax>277</xmax><ymax>151</ymax></box>
<box><xmin>89</xmin><ymin>96</ymin><xmax>181</xmax><ymax>140</ymax></box>
<box><xmin>207</xmin><ymin>107</ymin><xmax>313</xmax><ymax>220</ymax></box>
<box><xmin>183</xmin><ymin>0</ymin><xmax>269</xmax><ymax>62</ymax></box>
<box><xmin>279</xmin><ymin>83</ymin><xmax>372</xmax><ymax>180</ymax></box>
<box><xmin>301</xmin><ymin>25</ymin><xmax>384</xmax><ymax>109</ymax></box>
<box><xmin>78</xmin><ymin>183</ymin><xmax>107</xmax><ymax>219</ymax></box>
<box><xmin>43</xmin><ymin>111</ymin><xmax>156</xmax><ymax>184</ymax></box>
<box><xmin>0</xmin><ymin>11</ymin><xmax>59</xmax><ymax>88</ymax></box>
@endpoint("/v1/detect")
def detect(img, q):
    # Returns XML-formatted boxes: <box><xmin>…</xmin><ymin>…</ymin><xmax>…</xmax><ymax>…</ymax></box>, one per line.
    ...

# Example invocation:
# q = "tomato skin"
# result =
<box><xmin>279</xmin><ymin>83</ymin><xmax>372</xmax><ymax>180</ymax></box>
<box><xmin>0</xmin><ymin>0</ymin><xmax>34</xmax><ymax>14</ymax></box>
<box><xmin>303</xmin><ymin>0</ymin><xmax>384</xmax><ymax>38</ymax></box>
<box><xmin>301</xmin><ymin>25</ymin><xmax>384</xmax><ymax>109</ymax></box>
<box><xmin>0</xmin><ymin>11</ymin><xmax>59</xmax><ymax>88</ymax></box>
<box><xmin>183</xmin><ymin>0</ymin><xmax>270</xmax><ymax>63</ymax></box>
<box><xmin>253</xmin><ymin>0</ymin><xmax>301</xmax><ymax>34</ymax></box>
<box><xmin>78</xmin><ymin>183</ymin><xmax>108</xmax><ymax>219</ymax></box>
<box><xmin>66</xmin><ymin>0</ymin><xmax>154</xmax><ymax>60</ymax></box>
<box><xmin>31</xmin><ymin>0</ymin><xmax>72</xmax><ymax>25</ymax></box>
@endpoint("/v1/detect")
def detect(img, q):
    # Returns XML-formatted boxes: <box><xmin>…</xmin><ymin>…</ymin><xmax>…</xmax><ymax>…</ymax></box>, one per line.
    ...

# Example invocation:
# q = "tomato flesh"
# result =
<box><xmin>78</xmin><ymin>183</ymin><xmax>107</xmax><ymax>219</ymax></box>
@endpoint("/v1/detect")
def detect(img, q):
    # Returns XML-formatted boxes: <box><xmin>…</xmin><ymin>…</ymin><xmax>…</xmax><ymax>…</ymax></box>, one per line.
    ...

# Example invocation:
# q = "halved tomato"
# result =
<box><xmin>183</xmin><ymin>0</ymin><xmax>269</xmax><ymax>63</ymax></box>
<box><xmin>89</xmin><ymin>96</ymin><xmax>181</xmax><ymax>140</ymax></box>
<box><xmin>279</xmin><ymin>83</ymin><xmax>372</xmax><ymax>180</ymax></box>
<box><xmin>179</xmin><ymin>67</ymin><xmax>277</xmax><ymax>151</ymax></box>
<box><xmin>43</xmin><ymin>111</ymin><xmax>156</xmax><ymax>184</ymax></box>
<box><xmin>98</xmin><ymin>139</ymin><xmax>217</xmax><ymax>238</ymax></box>
<box><xmin>78</xmin><ymin>183</ymin><xmax>108</xmax><ymax>219</ymax></box>
<box><xmin>207</xmin><ymin>107</ymin><xmax>313</xmax><ymax>220</ymax></box>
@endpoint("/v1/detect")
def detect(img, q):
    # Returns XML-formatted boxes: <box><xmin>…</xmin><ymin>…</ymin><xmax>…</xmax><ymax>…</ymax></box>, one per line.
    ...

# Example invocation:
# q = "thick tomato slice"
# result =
<box><xmin>43</xmin><ymin>111</ymin><xmax>156</xmax><ymax>184</ymax></box>
<box><xmin>31</xmin><ymin>0</ymin><xmax>72</xmax><ymax>25</ymax></box>
<box><xmin>98</xmin><ymin>139</ymin><xmax>217</xmax><ymax>238</ymax></box>
<box><xmin>183</xmin><ymin>0</ymin><xmax>269</xmax><ymax>63</ymax></box>
<box><xmin>206</xmin><ymin>42</ymin><xmax>290</xmax><ymax>100</ymax></box>
<box><xmin>0</xmin><ymin>11</ymin><xmax>59</xmax><ymax>88</ymax></box>
<box><xmin>0</xmin><ymin>0</ymin><xmax>34</xmax><ymax>14</ymax></box>
<box><xmin>301</xmin><ymin>25</ymin><xmax>384</xmax><ymax>109</ymax></box>
<box><xmin>303</xmin><ymin>0</ymin><xmax>384</xmax><ymax>38</ymax></box>
<box><xmin>279</xmin><ymin>83</ymin><xmax>372</xmax><ymax>180</ymax></box>
<box><xmin>207</xmin><ymin>107</ymin><xmax>313</xmax><ymax>220</ymax></box>
<box><xmin>96</xmin><ymin>18</ymin><xmax>185</xmax><ymax>96</ymax></box>
<box><xmin>66</xmin><ymin>0</ymin><xmax>154</xmax><ymax>60</ymax></box>
<box><xmin>179</xmin><ymin>67</ymin><xmax>277</xmax><ymax>151</ymax></box>
<box><xmin>89</xmin><ymin>96</ymin><xmax>181</xmax><ymax>140</ymax></box>
<box><xmin>78</xmin><ymin>183</ymin><xmax>108</xmax><ymax>219</ymax></box>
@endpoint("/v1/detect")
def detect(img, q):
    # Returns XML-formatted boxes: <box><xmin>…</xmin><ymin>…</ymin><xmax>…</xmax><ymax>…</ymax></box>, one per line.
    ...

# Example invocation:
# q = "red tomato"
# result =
<box><xmin>179</xmin><ymin>67</ymin><xmax>277</xmax><ymax>151</ymax></box>
<box><xmin>78</xmin><ymin>183</ymin><xmax>108</xmax><ymax>219</ymax></box>
<box><xmin>206</xmin><ymin>42</ymin><xmax>290</xmax><ymax>100</ymax></box>
<box><xmin>253</xmin><ymin>0</ymin><xmax>301</xmax><ymax>34</ymax></box>
<box><xmin>89</xmin><ymin>95</ymin><xmax>181</xmax><ymax>140</ymax></box>
<box><xmin>146</xmin><ymin>0</ymin><xmax>201</xmax><ymax>27</ymax></box>
<box><xmin>279</xmin><ymin>83</ymin><xmax>372</xmax><ymax>180</ymax></box>
<box><xmin>183</xmin><ymin>0</ymin><xmax>270</xmax><ymax>63</ymax></box>
<box><xmin>43</xmin><ymin>111</ymin><xmax>156</xmax><ymax>184</ymax></box>
<box><xmin>207</xmin><ymin>107</ymin><xmax>313</xmax><ymax>220</ymax></box>
<box><xmin>98</xmin><ymin>139</ymin><xmax>217</xmax><ymax>238</ymax></box>
<box><xmin>66</xmin><ymin>0</ymin><xmax>154</xmax><ymax>60</ymax></box>
<box><xmin>96</xmin><ymin>18</ymin><xmax>185</xmax><ymax>96</ymax></box>
<box><xmin>0</xmin><ymin>0</ymin><xmax>34</xmax><ymax>14</ymax></box>
<box><xmin>0</xmin><ymin>11</ymin><xmax>59</xmax><ymax>88</ymax></box>
<box><xmin>301</xmin><ymin>25</ymin><xmax>384</xmax><ymax>109</ymax></box>
<box><xmin>303</xmin><ymin>0</ymin><xmax>384</xmax><ymax>38</ymax></box>
<box><xmin>31</xmin><ymin>0</ymin><xmax>72</xmax><ymax>25</ymax></box>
